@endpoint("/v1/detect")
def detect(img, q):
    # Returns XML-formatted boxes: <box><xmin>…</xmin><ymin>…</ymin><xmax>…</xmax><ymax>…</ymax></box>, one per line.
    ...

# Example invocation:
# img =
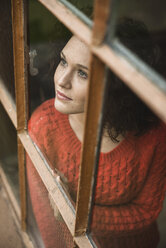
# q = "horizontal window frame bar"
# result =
<box><xmin>18</xmin><ymin>130</ymin><xmax>75</xmax><ymax>235</ymax></box>
<box><xmin>92</xmin><ymin>44</ymin><xmax>166</xmax><ymax>122</ymax></box>
<box><xmin>0</xmin><ymin>79</ymin><xmax>17</xmax><ymax>128</ymax></box>
<box><xmin>58</xmin><ymin>0</ymin><xmax>93</xmax><ymax>28</ymax></box>
<box><xmin>74</xmin><ymin>235</ymin><xmax>94</xmax><ymax>248</ymax></box>
<box><xmin>37</xmin><ymin>0</ymin><xmax>92</xmax><ymax>45</ymax></box>
<box><xmin>113</xmin><ymin>39</ymin><xmax>166</xmax><ymax>93</ymax></box>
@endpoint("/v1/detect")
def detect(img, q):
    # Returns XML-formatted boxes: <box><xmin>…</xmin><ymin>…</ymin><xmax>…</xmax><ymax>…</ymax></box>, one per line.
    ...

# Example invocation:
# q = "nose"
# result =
<box><xmin>56</xmin><ymin>68</ymin><xmax>72</xmax><ymax>89</ymax></box>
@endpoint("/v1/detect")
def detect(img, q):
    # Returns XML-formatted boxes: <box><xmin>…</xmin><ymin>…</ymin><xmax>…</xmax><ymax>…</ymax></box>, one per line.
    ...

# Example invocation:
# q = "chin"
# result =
<box><xmin>54</xmin><ymin>98</ymin><xmax>84</xmax><ymax>115</ymax></box>
<box><xmin>54</xmin><ymin>99</ymin><xmax>68</xmax><ymax>114</ymax></box>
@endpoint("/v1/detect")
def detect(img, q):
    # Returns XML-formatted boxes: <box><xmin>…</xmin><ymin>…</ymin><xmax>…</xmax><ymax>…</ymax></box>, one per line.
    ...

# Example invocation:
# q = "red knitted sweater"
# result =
<box><xmin>27</xmin><ymin>99</ymin><xmax>166</xmax><ymax>248</ymax></box>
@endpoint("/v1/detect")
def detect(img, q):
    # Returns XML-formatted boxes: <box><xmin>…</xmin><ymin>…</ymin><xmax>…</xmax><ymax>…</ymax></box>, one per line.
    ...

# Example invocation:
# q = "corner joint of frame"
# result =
<box><xmin>74</xmin><ymin>228</ymin><xmax>86</xmax><ymax>237</ymax></box>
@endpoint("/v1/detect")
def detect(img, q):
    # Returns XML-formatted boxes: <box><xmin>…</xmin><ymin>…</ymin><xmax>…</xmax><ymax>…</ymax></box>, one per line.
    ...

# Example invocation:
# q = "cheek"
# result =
<box><xmin>75</xmin><ymin>83</ymin><xmax>88</xmax><ymax>102</ymax></box>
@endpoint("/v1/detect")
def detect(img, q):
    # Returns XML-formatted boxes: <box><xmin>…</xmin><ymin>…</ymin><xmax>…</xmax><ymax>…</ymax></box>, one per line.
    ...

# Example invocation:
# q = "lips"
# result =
<box><xmin>56</xmin><ymin>90</ymin><xmax>72</xmax><ymax>101</ymax></box>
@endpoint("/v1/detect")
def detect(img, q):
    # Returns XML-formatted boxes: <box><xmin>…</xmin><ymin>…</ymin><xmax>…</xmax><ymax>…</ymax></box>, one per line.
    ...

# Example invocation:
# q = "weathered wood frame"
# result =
<box><xmin>0</xmin><ymin>0</ymin><xmax>165</xmax><ymax>247</ymax></box>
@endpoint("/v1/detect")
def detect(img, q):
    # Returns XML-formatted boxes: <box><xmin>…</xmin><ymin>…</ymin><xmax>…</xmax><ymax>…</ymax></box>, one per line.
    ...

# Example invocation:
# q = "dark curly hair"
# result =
<box><xmin>103</xmin><ymin>18</ymin><xmax>159</xmax><ymax>142</ymax></box>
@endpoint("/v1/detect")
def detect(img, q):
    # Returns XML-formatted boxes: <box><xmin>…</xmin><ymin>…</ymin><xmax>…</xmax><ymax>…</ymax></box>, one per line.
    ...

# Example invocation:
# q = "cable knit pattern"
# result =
<box><xmin>27</xmin><ymin>99</ymin><xmax>166</xmax><ymax>248</ymax></box>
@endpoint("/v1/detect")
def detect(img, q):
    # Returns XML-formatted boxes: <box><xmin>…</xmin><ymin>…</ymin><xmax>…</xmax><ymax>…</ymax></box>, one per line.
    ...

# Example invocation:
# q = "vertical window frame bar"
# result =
<box><xmin>11</xmin><ymin>0</ymin><xmax>28</xmax><ymax>131</ymax></box>
<box><xmin>11</xmin><ymin>0</ymin><xmax>28</xmax><ymax>230</ymax></box>
<box><xmin>74</xmin><ymin>0</ymin><xmax>111</xmax><ymax>236</ymax></box>
<box><xmin>92</xmin><ymin>0</ymin><xmax>111</xmax><ymax>45</ymax></box>
<box><xmin>74</xmin><ymin>55</ymin><xmax>106</xmax><ymax>236</ymax></box>
<box><xmin>17</xmin><ymin>137</ymin><xmax>27</xmax><ymax>230</ymax></box>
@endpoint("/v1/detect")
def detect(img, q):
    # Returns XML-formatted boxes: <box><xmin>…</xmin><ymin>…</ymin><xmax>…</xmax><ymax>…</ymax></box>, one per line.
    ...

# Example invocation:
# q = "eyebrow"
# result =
<box><xmin>61</xmin><ymin>52</ymin><xmax>66</xmax><ymax>59</ymax></box>
<box><xmin>77</xmin><ymin>64</ymin><xmax>89</xmax><ymax>71</ymax></box>
<box><xmin>61</xmin><ymin>51</ymin><xmax>89</xmax><ymax>71</ymax></box>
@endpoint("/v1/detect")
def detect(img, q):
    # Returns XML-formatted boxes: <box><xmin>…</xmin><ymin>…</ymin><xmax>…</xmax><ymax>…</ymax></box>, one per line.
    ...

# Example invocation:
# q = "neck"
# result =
<box><xmin>69</xmin><ymin>113</ymin><xmax>124</xmax><ymax>153</ymax></box>
<box><xmin>69</xmin><ymin>113</ymin><xmax>85</xmax><ymax>142</ymax></box>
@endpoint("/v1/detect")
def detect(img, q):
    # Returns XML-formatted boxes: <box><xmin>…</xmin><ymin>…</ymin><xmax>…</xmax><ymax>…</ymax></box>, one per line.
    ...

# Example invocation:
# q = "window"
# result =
<box><xmin>0</xmin><ymin>0</ymin><xmax>166</xmax><ymax>247</ymax></box>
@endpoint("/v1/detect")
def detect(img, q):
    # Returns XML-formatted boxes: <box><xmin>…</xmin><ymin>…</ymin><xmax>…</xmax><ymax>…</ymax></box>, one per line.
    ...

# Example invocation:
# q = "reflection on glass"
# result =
<box><xmin>63</xmin><ymin>0</ymin><xmax>93</xmax><ymax>20</ymax></box>
<box><xmin>29</xmin><ymin>0</ymin><xmax>71</xmax><ymax>112</ymax></box>
<box><xmin>27</xmin><ymin>188</ymin><xmax>45</xmax><ymax>248</ymax></box>
<box><xmin>88</xmin><ymin>19</ymin><xmax>166</xmax><ymax>247</ymax></box>
<box><xmin>108</xmin><ymin>0</ymin><xmax>166</xmax><ymax>82</ymax></box>
<box><xmin>0</xmin><ymin>0</ymin><xmax>15</xmax><ymax>99</ymax></box>
<box><xmin>0</xmin><ymin>104</ymin><xmax>19</xmax><ymax>202</ymax></box>
<box><xmin>26</xmin><ymin>155</ymin><xmax>74</xmax><ymax>248</ymax></box>
<box><xmin>27</xmin><ymin>1</ymin><xmax>92</xmax><ymax>247</ymax></box>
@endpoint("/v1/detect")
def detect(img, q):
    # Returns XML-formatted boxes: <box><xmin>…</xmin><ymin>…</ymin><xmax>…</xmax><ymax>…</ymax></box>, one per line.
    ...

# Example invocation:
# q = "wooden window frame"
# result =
<box><xmin>0</xmin><ymin>0</ymin><xmax>166</xmax><ymax>247</ymax></box>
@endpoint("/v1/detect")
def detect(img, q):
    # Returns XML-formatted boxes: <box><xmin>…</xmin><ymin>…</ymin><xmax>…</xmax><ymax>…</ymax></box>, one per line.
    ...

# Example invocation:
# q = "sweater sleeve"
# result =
<box><xmin>26</xmin><ymin>101</ymin><xmax>73</xmax><ymax>248</ymax></box>
<box><xmin>28</xmin><ymin>103</ymin><xmax>47</xmax><ymax>151</ymax></box>
<box><xmin>28</xmin><ymin>100</ymin><xmax>56</xmax><ymax>163</ymax></box>
<box><xmin>91</xmin><ymin>124</ymin><xmax>166</xmax><ymax>234</ymax></box>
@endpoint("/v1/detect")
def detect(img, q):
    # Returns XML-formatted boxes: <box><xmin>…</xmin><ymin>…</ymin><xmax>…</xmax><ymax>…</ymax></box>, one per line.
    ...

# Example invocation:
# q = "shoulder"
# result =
<box><xmin>138</xmin><ymin>121</ymin><xmax>166</xmax><ymax>143</ymax></box>
<box><xmin>151</xmin><ymin>121</ymin><xmax>166</xmax><ymax>144</ymax></box>
<box><xmin>141</xmin><ymin>121</ymin><xmax>166</xmax><ymax>158</ymax></box>
<box><xmin>132</xmin><ymin>121</ymin><xmax>166</xmax><ymax>160</ymax></box>
<box><xmin>154</xmin><ymin>121</ymin><xmax>166</xmax><ymax>155</ymax></box>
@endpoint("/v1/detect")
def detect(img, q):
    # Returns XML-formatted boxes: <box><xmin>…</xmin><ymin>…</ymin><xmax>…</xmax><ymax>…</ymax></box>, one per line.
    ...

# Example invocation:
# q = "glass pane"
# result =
<box><xmin>26</xmin><ymin>188</ymin><xmax>45</xmax><ymax>248</ymax></box>
<box><xmin>26</xmin><ymin>156</ymin><xmax>74</xmax><ymax>248</ymax></box>
<box><xmin>28</xmin><ymin>1</ymin><xmax>91</xmax><ymax>247</ymax></box>
<box><xmin>0</xmin><ymin>104</ymin><xmax>19</xmax><ymax>203</ymax></box>
<box><xmin>29</xmin><ymin>0</ymin><xmax>71</xmax><ymax>112</ymax></box>
<box><xmin>87</xmin><ymin>69</ymin><xmax>166</xmax><ymax>248</ymax></box>
<box><xmin>61</xmin><ymin>0</ymin><xmax>93</xmax><ymax>21</ymax></box>
<box><xmin>107</xmin><ymin>0</ymin><xmax>166</xmax><ymax>87</ymax></box>
<box><xmin>0</xmin><ymin>0</ymin><xmax>15</xmax><ymax>99</ymax></box>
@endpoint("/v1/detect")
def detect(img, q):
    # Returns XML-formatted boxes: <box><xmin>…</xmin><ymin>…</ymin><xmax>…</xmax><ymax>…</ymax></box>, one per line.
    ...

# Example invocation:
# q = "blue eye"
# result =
<box><xmin>78</xmin><ymin>69</ymin><xmax>88</xmax><ymax>79</ymax></box>
<box><xmin>60</xmin><ymin>58</ymin><xmax>67</xmax><ymax>67</ymax></box>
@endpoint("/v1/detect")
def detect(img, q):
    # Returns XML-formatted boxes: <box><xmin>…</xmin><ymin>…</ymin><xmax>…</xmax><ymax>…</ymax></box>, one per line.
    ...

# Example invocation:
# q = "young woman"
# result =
<box><xmin>27</xmin><ymin>19</ymin><xmax>166</xmax><ymax>248</ymax></box>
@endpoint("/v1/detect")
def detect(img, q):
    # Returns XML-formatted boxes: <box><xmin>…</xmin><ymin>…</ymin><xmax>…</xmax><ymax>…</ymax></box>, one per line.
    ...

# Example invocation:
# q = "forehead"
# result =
<box><xmin>62</xmin><ymin>36</ymin><xmax>90</xmax><ymax>66</ymax></box>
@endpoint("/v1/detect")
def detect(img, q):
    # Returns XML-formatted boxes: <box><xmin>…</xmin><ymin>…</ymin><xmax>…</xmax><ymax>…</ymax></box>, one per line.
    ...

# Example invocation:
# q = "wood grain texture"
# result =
<box><xmin>11</xmin><ymin>0</ymin><xmax>28</xmax><ymax>231</ymax></box>
<box><xmin>92</xmin><ymin>0</ymin><xmax>111</xmax><ymax>45</ymax></box>
<box><xmin>11</xmin><ymin>0</ymin><xmax>28</xmax><ymax>131</ymax></box>
<box><xmin>74</xmin><ymin>55</ymin><xmax>106</xmax><ymax>236</ymax></box>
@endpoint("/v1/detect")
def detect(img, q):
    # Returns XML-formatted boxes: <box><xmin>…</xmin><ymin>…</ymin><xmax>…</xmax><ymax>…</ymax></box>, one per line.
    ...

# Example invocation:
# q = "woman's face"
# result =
<box><xmin>54</xmin><ymin>36</ymin><xmax>90</xmax><ymax>115</ymax></box>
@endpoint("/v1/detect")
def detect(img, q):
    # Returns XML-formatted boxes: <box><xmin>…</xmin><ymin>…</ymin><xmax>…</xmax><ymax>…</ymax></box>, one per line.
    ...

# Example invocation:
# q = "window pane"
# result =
<box><xmin>61</xmin><ymin>0</ymin><xmax>93</xmax><ymax>22</ymax></box>
<box><xmin>107</xmin><ymin>0</ymin><xmax>166</xmax><ymax>89</ymax></box>
<box><xmin>26</xmin><ymin>188</ymin><xmax>45</xmax><ymax>248</ymax></box>
<box><xmin>0</xmin><ymin>104</ymin><xmax>19</xmax><ymax>202</ymax></box>
<box><xmin>87</xmin><ymin>69</ymin><xmax>166</xmax><ymax>248</ymax></box>
<box><xmin>0</xmin><ymin>0</ymin><xmax>15</xmax><ymax>99</ymax></box>
<box><xmin>28</xmin><ymin>1</ymin><xmax>91</xmax><ymax>247</ymax></box>
<box><xmin>26</xmin><ymin>155</ymin><xmax>74</xmax><ymax>248</ymax></box>
<box><xmin>29</xmin><ymin>0</ymin><xmax>71</xmax><ymax>112</ymax></box>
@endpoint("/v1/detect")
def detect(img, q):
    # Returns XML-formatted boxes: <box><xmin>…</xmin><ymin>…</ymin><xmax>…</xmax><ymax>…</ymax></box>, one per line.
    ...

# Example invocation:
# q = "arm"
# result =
<box><xmin>92</xmin><ymin>127</ymin><xmax>166</xmax><ymax>233</ymax></box>
<box><xmin>26</xmin><ymin>101</ymin><xmax>73</xmax><ymax>248</ymax></box>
